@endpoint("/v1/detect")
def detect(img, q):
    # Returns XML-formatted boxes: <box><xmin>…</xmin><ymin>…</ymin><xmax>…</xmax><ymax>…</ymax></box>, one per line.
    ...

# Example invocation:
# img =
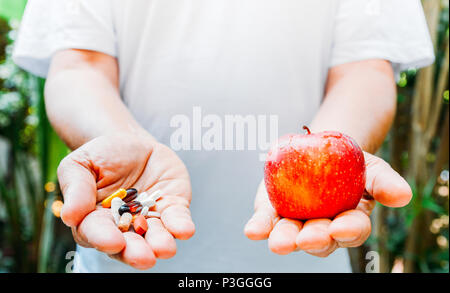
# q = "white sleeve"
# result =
<box><xmin>12</xmin><ymin>0</ymin><xmax>116</xmax><ymax>78</ymax></box>
<box><xmin>330</xmin><ymin>0</ymin><xmax>435</xmax><ymax>77</ymax></box>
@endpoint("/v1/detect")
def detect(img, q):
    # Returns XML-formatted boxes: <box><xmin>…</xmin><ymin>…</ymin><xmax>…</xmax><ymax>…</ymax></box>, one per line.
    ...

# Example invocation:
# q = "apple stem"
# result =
<box><xmin>303</xmin><ymin>126</ymin><xmax>311</xmax><ymax>135</ymax></box>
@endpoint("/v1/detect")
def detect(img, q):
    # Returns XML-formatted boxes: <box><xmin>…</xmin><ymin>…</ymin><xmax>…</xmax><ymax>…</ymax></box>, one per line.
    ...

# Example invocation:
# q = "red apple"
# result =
<box><xmin>264</xmin><ymin>126</ymin><xmax>366</xmax><ymax>220</ymax></box>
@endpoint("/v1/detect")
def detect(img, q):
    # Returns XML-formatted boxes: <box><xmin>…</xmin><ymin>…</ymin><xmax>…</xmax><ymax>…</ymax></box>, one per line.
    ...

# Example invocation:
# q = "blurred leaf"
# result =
<box><xmin>423</xmin><ymin>176</ymin><xmax>436</xmax><ymax>198</ymax></box>
<box><xmin>397</xmin><ymin>73</ymin><xmax>408</xmax><ymax>87</ymax></box>
<box><xmin>0</xmin><ymin>0</ymin><xmax>27</xmax><ymax>20</ymax></box>
<box><xmin>422</xmin><ymin>197</ymin><xmax>446</xmax><ymax>214</ymax></box>
<box><xmin>37</xmin><ymin>194</ymin><xmax>55</xmax><ymax>273</ymax></box>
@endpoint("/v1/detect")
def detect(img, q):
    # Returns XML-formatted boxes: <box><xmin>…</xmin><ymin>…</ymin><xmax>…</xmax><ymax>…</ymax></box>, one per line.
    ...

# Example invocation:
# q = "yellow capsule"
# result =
<box><xmin>101</xmin><ymin>188</ymin><xmax>127</xmax><ymax>208</ymax></box>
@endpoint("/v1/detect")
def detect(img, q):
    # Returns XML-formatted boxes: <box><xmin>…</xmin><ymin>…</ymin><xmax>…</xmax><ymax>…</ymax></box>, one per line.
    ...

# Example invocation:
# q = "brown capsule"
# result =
<box><xmin>118</xmin><ymin>201</ymin><xmax>142</xmax><ymax>215</ymax></box>
<box><xmin>118</xmin><ymin>212</ymin><xmax>132</xmax><ymax>232</ymax></box>
<box><xmin>123</xmin><ymin>188</ymin><xmax>138</xmax><ymax>203</ymax></box>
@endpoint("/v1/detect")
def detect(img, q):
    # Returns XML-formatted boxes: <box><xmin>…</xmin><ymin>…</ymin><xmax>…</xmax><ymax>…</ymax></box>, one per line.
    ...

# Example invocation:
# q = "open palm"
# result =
<box><xmin>244</xmin><ymin>152</ymin><xmax>412</xmax><ymax>257</ymax></box>
<box><xmin>58</xmin><ymin>132</ymin><xmax>195</xmax><ymax>269</ymax></box>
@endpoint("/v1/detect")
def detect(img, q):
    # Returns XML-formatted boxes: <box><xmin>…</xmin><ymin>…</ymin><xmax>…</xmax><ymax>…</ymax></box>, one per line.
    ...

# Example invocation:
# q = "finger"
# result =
<box><xmin>153</xmin><ymin>194</ymin><xmax>190</xmax><ymax>212</ymax></box>
<box><xmin>75</xmin><ymin>208</ymin><xmax>126</xmax><ymax>254</ymax></box>
<box><xmin>71</xmin><ymin>227</ymin><xmax>92</xmax><ymax>248</ymax></box>
<box><xmin>364</xmin><ymin>152</ymin><xmax>412</xmax><ymax>208</ymax></box>
<box><xmin>160</xmin><ymin>204</ymin><xmax>195</xmax><ymax>240</ymax></box>
<box><xmin>306</xmin><ymin>241</ymin><xmax>338</xmax><ymax>257</ymax></box>
<box><xmin>356</xmin><ymin>198</ymin><xmax>376</xmax><ymax>216</ymax></box>
<box><xmin>145</xmin><ymin>218</ymin><xmax>177</xmax><ymax>259</ymax></box>
<box><xmin>329</xmin><ymin>210</ymin><xmax>371</xmax><ymax>247</ymax></box>
<box><xmin>58</xmin><ymin>153</ymin><xmax>97</xmax><ymax>227</ymax></box>
<box><xmin>244</xmin><ymin>182</ymin><xmax>280</xmax><ymax>240</ymax></box>
<box><xmin>114</xmin><ymin>232</ymin><xmax>156</xmax><ymax>270</ymax></box>
<box><xmin>245</xmin><ymin>207</ymin><xmax>279</xmax><ymax>240</ymax></box>
<box><xmin>296</xmin><ymin>219</ymin><xmax>337</xmax><ymax>257</ymax></box>
<box><xmin>268</xmin><ymin>218</ymin><xmax>303</xmax><ymax>255</ymax></box>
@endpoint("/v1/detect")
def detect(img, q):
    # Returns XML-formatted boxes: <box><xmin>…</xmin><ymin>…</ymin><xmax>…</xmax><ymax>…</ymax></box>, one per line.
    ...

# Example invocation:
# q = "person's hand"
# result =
<box><xmin>58</xmin><ymin>132</ymin><xmax>195</xmax><ymax>269</ymax></box>
<box><xmin>244</xmin><ymin>152</ymin><xmax>412</xmax><ymax>257</ymax></box>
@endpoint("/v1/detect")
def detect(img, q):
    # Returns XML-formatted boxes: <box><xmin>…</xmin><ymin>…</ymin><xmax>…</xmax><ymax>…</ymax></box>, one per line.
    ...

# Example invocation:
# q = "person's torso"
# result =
<box><xmin>74</xmin><ymin>0</ymin><xmax>352</xmax><ymax>273</ymax></box>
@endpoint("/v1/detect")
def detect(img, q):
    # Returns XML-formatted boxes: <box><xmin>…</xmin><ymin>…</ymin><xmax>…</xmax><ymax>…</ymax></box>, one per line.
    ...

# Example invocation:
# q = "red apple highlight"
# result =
<box><xmin>264</xmin><ymin>126</ymin><xmax>366</xmax><ymax>220</ymax></box>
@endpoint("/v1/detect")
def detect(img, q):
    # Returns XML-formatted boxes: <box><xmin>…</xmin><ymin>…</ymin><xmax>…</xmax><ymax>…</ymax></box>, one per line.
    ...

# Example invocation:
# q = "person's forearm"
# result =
<box><xmin>45</xmin><ymin>50</ymin><xmax>151</xmax><ymax>150</ymax></box>
<box><xmin>310</xmin><ymin>59</ymin><xmax>397</xmax><ymax>154</ymax></box>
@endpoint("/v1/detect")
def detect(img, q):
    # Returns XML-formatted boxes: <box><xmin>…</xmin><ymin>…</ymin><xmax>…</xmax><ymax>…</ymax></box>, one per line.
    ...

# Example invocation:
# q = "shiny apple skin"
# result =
<box><xmin>264</xmin><ymin>131</ymin><xmax>366</xmax><ymax>220</ymax></box>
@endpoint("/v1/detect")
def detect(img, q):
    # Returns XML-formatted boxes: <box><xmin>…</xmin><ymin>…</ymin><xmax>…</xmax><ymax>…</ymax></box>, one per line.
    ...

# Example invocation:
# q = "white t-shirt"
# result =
<box><xmin>13</xmin><ymin>0</ymin><xmax>433</xmax><ymax>273</ymax></box>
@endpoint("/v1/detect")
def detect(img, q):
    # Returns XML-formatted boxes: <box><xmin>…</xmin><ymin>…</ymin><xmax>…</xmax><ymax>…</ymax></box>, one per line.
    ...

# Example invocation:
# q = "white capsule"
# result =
<box><xmin>111</xmin><ymin>197</ymin><xmax>124</xmax><ymax>225</ymax></box>
<box><xmin>141</xmin><ymin>198</ymin><xmax>156</xmax><ymax>208</ymax></box>
<box><xmin>140</xmin><ymin>205</ymin><xmax>149</xmax><ymax>216</ymax></box>
<box><xmin>136</xmin><ymin>189</ymin><xmax>163</xmax><ymax>203</ymax></box>
<box><xmin>147</xmin><ymin>211</ymin><xmax>161</xmax><ymax>218</ymax></box>
<box><xmin>135</xmin><ymin>191</ymin><xmax>149</xmax><ymax>202</ymax></box>
<box><xmin>113</xmin><ymin>213</ymin><xmax>120</xmax><ymax>226</ymax></box>
<box><xmin>111</xmin><ymin>197</ymin><xmax>124</xmax><ymax>208</ymax></box>
<box><xmin>148</xmin><ymin>190</ymin><xmax>162</xmax><ymax>201</ymax></box>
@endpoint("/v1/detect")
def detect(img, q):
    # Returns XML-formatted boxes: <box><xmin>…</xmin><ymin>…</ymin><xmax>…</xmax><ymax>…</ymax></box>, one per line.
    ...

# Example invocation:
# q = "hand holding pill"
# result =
<box><xmin>57</xmin><ymin>133</ymin><xmax>195</xmax><ymax>270</ymax></box>
<box><xmin>105</xmin><ymin>188</ymin><xmax>162</xmax><ymax>234</ymax></box>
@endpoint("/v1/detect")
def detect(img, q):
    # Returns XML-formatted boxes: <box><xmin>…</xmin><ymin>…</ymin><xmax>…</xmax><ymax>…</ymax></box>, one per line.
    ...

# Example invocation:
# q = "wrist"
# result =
<box><xmin>109</xmin><ymin>127</ymin><xmax>159</xmax><ymax>146</ymax></box>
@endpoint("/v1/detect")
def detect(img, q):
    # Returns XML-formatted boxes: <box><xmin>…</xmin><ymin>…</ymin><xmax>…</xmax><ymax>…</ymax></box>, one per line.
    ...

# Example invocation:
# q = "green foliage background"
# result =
<box><xmin>0</xmin><ymin>2</ymin><xmax>72</xmax><ymax>272</ymax></box>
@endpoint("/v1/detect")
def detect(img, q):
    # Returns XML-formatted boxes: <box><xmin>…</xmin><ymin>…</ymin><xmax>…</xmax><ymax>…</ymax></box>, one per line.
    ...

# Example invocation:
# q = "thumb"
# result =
<box><xmin>364</xmin><ymin>152</ymin><xmax>412</xmax><ymax>208</ymax></box>
<box><xmin>244</xmin><ymin>182</ymin><xmax>280</xmax><ymax>240</ymax></box>
<box><xmin>57</xmin><ymin>150</ymin><xmax>97</xmax><ymax>227</ymax></box>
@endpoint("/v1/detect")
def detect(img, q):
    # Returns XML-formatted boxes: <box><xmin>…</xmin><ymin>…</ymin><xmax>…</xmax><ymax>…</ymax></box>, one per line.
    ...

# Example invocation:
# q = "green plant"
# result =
<box><xmin>349</xmin><ymin>0</ymin><xmax>449</xmax><ymax>273</ymax></box>
<box><xmin>0</xmin><ymin>15</ymin><xmax>72</xmax><ymax>272</ymax></box>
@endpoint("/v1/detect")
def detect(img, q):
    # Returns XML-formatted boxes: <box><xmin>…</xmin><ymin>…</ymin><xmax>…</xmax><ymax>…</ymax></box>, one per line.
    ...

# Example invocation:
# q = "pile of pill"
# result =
<box><xmin>101</xmin><ymin>188</ymin><xmax>162</xmax><ymax>235</ymax></box>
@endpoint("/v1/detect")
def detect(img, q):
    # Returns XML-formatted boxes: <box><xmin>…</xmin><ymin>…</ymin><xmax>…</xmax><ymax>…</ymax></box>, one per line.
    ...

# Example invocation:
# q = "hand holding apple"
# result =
<box><xmin>244</xmin><ymin>127</ymin><xmax>413</xmax><ymax>257</ymax></box>
<box><xmin>265</xmin><ymin>126</ymin><xmax>366</xmax><ymax>220</ymax></box>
